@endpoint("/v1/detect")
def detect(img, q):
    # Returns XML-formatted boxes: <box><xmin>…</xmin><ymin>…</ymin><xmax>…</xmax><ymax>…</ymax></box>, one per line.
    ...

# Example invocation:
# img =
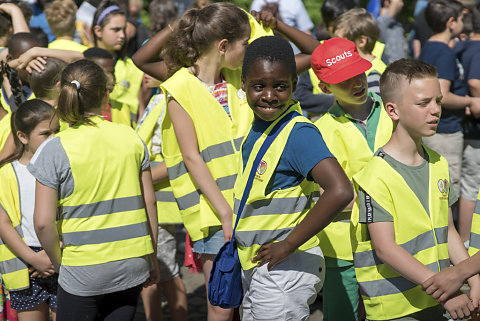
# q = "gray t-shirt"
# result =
<box><xmin>28</xmin><ymin>136</ymin><xmax>152</xmax><ymax>296</ymax></box>
<box><xmin>358</xmin><ymin>148</ymin><xmax>457</xmax><ymax>223</ymax></box>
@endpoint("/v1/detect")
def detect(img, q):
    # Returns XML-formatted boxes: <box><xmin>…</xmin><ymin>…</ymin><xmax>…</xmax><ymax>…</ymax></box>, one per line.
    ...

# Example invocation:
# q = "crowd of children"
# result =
<box><xmin>2</xmin><ymin>0</ymin><xmax>480</xmax><ymax>320</ymax></box>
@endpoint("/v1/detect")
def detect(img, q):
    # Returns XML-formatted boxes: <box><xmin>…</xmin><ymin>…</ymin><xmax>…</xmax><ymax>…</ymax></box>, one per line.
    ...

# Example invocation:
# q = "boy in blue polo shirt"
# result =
<box><xmin>235</xmin><ymin>35</ymin><xmax>353</xmax><ymax>321</ymax></box>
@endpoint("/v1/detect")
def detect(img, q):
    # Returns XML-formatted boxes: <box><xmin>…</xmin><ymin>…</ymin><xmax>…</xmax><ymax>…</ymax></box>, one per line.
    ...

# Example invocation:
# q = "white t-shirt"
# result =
<box><xmin>12</xmin><ymin>160</ymin><xmax>41</xmax><ymax>247</ymax></box>
<box><xmin>250</xmin><ymin>0</ymin><xmax>314</xmax><ymax>54</ymax></box>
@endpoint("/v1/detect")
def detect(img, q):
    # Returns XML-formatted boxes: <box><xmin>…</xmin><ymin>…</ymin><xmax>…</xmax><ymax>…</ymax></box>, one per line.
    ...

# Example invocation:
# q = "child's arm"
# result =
<box><xmin>167</xmin><ymin>98</ymin><xmax>233</xmax><ymax>241</ymax></box>
<box><xmin>369</xmin><ymin>220</ymin><xmax>475</xmax><ymax>318</ymax></box>
<box><xmin>9</xmin><ymin>47</ymin><xmax>83</xmax><ymax>73</ymax></box>
<box><xmin>439</xmin><ymin>78</ymin><xmax>480</xmax><ymax>118</ymax></box>
<box><xmin>139</xmin><ymin>167</ymin><xmax>161</xmax><ymax>286</ymax></box>
<box><xmin>423</xmin><ymin>207</ymin><xmax>480</xmax><ymax>303</ymax></box>
<box><xmin>33</xmin><ymin>181</ymin><xmax>62</xmax><ymax>272</ymax></box>
<box><xmin>0</xmin><ymin>3</ymin><xmax>29</xmax><ymax>34</ymax></box>
<box><xmin>252</xmin><ymin>157</ymin><xmax>353</xmax><ymax>270</ymax></box>
<box><xmin>368</xmin><ymin>221</ymin><xmax>437</xmax><ymax>284</ymax></box>
<box><xmin>423</xmin><ymin>254</ymin><xmax>480</xmax><ymax>302</ymax></box>
<box><xmin>131</xmin><ymin>25</ymin><xmax>171</xmax><ymax>81</ymax></box>
<box><xmin>151</xmin><ymin>162</ymin><xmax>169</xmax><ymax>185</ymax></box>
<box><xmin>0</xmin><ymin>205</ymin><xmax>55</xmax><ymax>277</ymax></box>
<box><xmin>251</xmin><ymin>10</ymin><xmax>319</xmax><ymax>74</ymax></box>
<box><xmin>446</xmin><ymin>208</ymin><xmax>480</xmax><ymax>307</ymax></box>
<box><xmin>468</xmin><ymin>79</ymin><xmax>480</xmax><ymax>97</ymax></box>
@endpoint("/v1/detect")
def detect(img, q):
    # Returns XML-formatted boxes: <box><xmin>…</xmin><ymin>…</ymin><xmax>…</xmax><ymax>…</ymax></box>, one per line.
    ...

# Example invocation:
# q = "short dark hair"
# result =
<box><xmin>241</xmin><ymin>36</ymin><xmax>296</xmax><ymax>80</ymax></box>
<box><xmin>321</xmin><ymin>0</ymin><xmax>356</xmax><ymax>29</ymax></box>
<box><xmin>471</xmin><ymin>7</ymin><xmax>480</xmax><ymax>34</ymax></box>
<box><xmin>425</xmin><ymin>0</ymin><xmax>464</xmax><ymax>33</ymax></box>
<box><xmin>462</xmin><ymin>12</ymin><xmax>473</xmax><ymax>35</ymax></box>
<box><xmin>83</xmin><ymin>47</ymin><xmax>114</xmax><ymax>60</ymax></box>
<box><xmin>380</xmin><ymin>59</ymin><xmax>438</xmax><ymax>105</ymax></box>
<box><xmin>8</xmin><ymin>32</ymin><xmax>44</xmax><ymax>59</ymax></box>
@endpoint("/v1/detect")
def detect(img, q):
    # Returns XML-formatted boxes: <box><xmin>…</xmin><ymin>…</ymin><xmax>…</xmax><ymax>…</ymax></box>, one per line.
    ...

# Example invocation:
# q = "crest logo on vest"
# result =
<box><xmin>437</xmin><ymin>179</ymin><xmax>449</xmax><ymax>200</ymax></box>
<box><xmin>255</xmin><ymin>160</ymin><xmax>267</xmax><ymax>182</ymax></box>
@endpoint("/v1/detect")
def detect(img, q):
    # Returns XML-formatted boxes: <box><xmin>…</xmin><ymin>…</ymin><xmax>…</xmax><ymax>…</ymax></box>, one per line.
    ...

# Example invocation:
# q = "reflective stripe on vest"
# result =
<box><xmin>0</xmin><ymin>163</ymin><xmax>30</xmax><ymax>290</ymax></box>
<box><xmin>351</xmin><ymin>147</ymin><xmax>450</xmax><ymax>320</ymax></box>
<box><xmin>314</xmin><ymin>96</ymin><xmax>392</xmax><ymax>260</ymax></box>
<box><xmin>469</xmin><ymin>190</ymin><xmax>480</xmax><ymax>256</ymax></box>
<box><xmin>161</xmin><ymin>67</ymin><xmax>253</xmax><ymax>241</ymax></box>
<box><xmin>234</xmin><ymin>104</ymin><xmax>320</xmax><ymax>270</ymax></box>
<box><xmin>57</xmin><ymin>117</ymin><xmax>153</xmax><ymax>266</ymax></box>
<box><xmin>136</xmin><ymin>97</ymin><xmax>183</xmax><ymax>224</ymax></box>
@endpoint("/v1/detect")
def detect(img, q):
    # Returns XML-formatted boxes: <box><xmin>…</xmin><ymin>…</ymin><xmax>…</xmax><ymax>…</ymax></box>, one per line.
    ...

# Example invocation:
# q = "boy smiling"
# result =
<box><xmin>235</xmin><ymin>36</ymin><xmax>352</xmax><ymax>320</ymax></box>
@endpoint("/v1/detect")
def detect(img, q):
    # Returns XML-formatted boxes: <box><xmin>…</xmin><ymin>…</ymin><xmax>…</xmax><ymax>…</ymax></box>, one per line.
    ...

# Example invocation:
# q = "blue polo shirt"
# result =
<box><xmin>458</xmin><ymin>39</ymin><xmax>480</xmax><ymax>139</ymax></box>
<box><xmin>242</xmin><ymin>108</ymin><xmax>334</xmax><ymax>195</ymax></box>
<box><xmin>420</xmin><ymin>41</ymin><xmax>467</xmax><ymax>133</ymax></box>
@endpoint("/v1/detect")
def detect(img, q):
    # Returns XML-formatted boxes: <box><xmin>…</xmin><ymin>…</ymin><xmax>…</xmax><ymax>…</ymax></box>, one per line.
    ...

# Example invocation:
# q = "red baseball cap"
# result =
<box><xmin>311</xmin><ymin>37</ymin><xmax>372</xmax><ymax>84</ymax></box>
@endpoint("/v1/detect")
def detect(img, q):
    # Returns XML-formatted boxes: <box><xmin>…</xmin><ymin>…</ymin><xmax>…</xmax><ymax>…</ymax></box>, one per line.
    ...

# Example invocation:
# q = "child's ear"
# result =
<box><xmin>355</xmin><ymin>36</ymin><xmax>367</xmax><ymax>51</ymax></box>
<box><xmin>384</xmin><ymin>101</ymin><xmax>400</xmax><ymax>121</ymax></box>
<box><xmin>318</xmin><ymin>81</ymin><xmax>331</xmax><ymax>94</ymax></box>
<box><xmin>292</xmin><ymin>76</ymin><xmax>297</xmax><ymax>93</ymax></box>
<box><xmin>218</xmin><ymin>39</ymin><xmax>228</xmax><ymax>55</ymax></box>
<box><xmin>446</xmin><ymin>17</ymin><xmax>456</xmax><ymax>32</ymax></box>
<box><xmin>93</xmin><ymin>25</ymin><xmax>103</xmax><ymax>39</ymax></box>
<box><xmin>16</xmin><ymin>130</ymin><xmax>28</xmax><ymax>145</ymax></box>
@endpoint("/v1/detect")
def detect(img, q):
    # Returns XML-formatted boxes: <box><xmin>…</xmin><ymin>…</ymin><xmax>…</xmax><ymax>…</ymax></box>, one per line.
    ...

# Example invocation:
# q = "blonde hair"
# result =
<box><xmin>45</xmin><ymin>0</ymin><xmax>78</xmax><ymax>37</ymax></box>
<box><xmin>334</xmin><ymin>8</ymin><xmax>379</xmax><ymax>54</ymax></box>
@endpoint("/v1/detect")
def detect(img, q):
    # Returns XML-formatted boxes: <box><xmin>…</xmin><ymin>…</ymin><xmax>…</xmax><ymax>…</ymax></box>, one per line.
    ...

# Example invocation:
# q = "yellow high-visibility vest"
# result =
<box><xmin>136</xmin><ymin>95</ymin><xmax>182</xmax><ymax>224</ymax></box>
<box><xmin>351</xmin><ymin>147</ymin><xmax>450</xmax><ymax>320</ymax></box>
<box><xmin>110</xmin><ymin>57</ymin><xmax>143</xmax><ymax>127</ymax></box>
<box><xmin>314</xmin><ymin>97</ymin><xmax>392</xmax><ymax>260</ymax></box>
<box><xmin>0</xmin><ymin>113</ymin><xmax>11</xmax><ymax>152</ymax></box>
<box><xmin>0</xmin><ymin>163</ymin><xmax>29</xmax><ymax>291</ymax></box>
<box><xmin>469</xmin><ymin>189</ymin><xmax>480</xmax><ymax>256</ymax></box>
<box><xmin>161</xmin><ymin>67</ymin><xmax>253</xmax><ymax>241</ymax></box>
<box><xmin>56</xmin><ymin>116</ymin><xmax>153</xmax><ymax>266</ymax></box>
<box><xmin>48</xmin><ymin>39</ymin><xmax>88</xmax><ymax>52</ymax></box>
<box><xmin>234</xmin><ymin>104</ymin><xmax>319</xmax><ymax>270</ymax></box>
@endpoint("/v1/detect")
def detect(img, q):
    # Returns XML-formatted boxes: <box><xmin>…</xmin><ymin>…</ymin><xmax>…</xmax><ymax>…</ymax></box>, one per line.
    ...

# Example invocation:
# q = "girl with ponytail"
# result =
<box><xmin>0</xmin><ymin>99</ymin><xmax>59</xmax><ymax>321</ymax></box>
<box><xmin>133</xmin><ymin>3</ymin><xmax>319</xmax><ymax>320</ymax></box>
<box><xmin>29</xmin><ymin>59</ymin><xmax>160</xmax><ymax>321</ymax></box>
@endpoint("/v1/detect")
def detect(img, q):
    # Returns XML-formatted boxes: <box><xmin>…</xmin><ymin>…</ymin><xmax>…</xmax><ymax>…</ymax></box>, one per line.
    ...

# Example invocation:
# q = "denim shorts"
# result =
<box><xmin>192</xmin><ymin>226</ymin><xmax>225</xmax><ymax>255</ymax></box>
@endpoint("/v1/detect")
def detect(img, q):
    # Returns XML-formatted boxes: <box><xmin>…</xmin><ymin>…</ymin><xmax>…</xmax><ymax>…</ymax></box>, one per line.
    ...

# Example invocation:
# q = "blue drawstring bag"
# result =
<box><xmin>208</xmin><ymin>111</ymin><xmax>299</xmax><ymax>309</ymax></box>
<box><xmin>208</xmin><ymin>239</ymin><xmax>242</xmax><ymax>308</ymax></box>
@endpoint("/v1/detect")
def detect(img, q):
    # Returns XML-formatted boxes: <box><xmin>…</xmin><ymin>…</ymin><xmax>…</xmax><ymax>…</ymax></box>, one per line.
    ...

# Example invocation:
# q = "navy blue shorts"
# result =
<box><xmin>9</xmin><ymin>247</ymin><xmax>58</xmax><ymax>311</ymax></box>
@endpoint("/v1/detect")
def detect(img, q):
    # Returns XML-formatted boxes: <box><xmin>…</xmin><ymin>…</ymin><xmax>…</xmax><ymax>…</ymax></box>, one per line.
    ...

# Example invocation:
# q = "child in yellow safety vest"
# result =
<box><xmin>29</xmin><ymin>60</ymin><xmax>160</xmax><ymax>321</ymax></box>
<box><xmin>236</xmin><ymin>35</ymin><xmax>353</xmax><ymax>320</ymax></box>
<box><xmin>91</xmin><ymin>0</ymin><xmax>144</xmax><ymax>126</ymax></box>
<box><xmin>333</xmin><ymin>8</ymin><xmax>387</xmax><ymax>96</ymax></box>
<box><xmin>311</xmin><ymin>36</ymin><xmax>392</xmax><ymax>321</ymax></box>
<box><xmin>136</xmin><ymin>73</ymin><xmax>188</xmax><ymax>321</ymax></box>
<box><xmin>132</xmin><ymin>4</ymin><xmax>318</xmax><ymax>320</ymax></box>
<box><xmin>0</xmin><ymin>99</ymin><xmax>59</xmax><ymax>321</ymax></box>
<box><xmin>351</xmin><ymin>58</ymin><xmax>480</xmax><ymax>320</ymax></box>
